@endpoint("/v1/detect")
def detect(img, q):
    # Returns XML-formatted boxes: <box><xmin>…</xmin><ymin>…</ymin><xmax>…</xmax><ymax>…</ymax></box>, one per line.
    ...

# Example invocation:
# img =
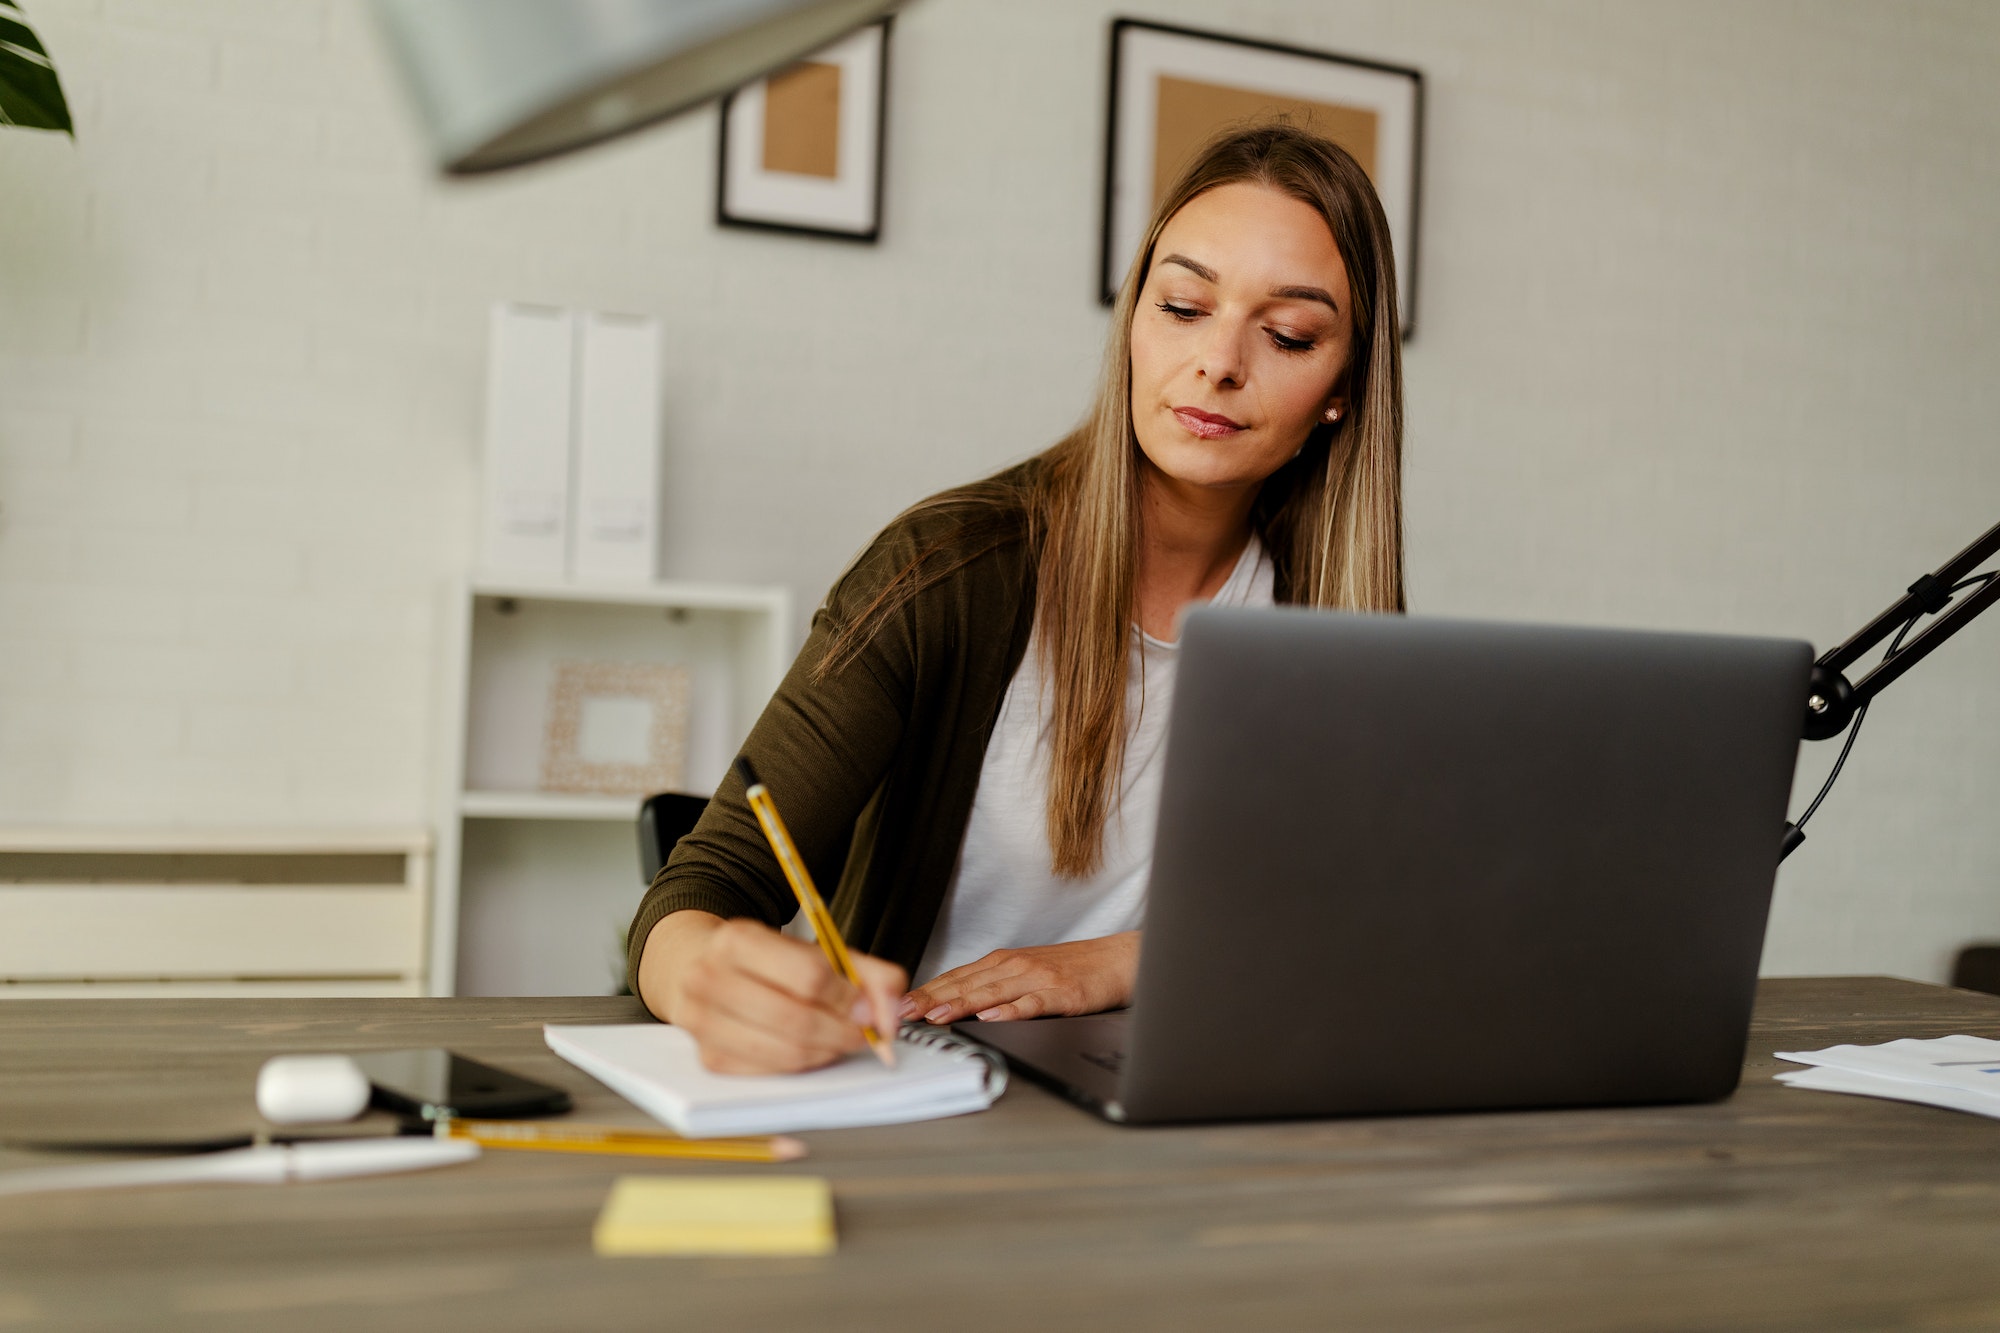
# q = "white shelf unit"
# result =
<box><xmin>0</xmin><ymin>827</ymin><xmax>432</xmax><ymax>998</ymax></box>
<box><xmin>432</xmin><ymin>576</ymin><xmax>792</xmax><ymax>997</ymax></box>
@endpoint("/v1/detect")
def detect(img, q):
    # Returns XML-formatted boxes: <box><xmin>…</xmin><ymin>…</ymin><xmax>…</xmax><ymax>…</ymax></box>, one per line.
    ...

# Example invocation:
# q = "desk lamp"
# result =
<box><xmin>371</xmin><ymin>0</ymin><xmax>900</xmax><ymax>174</ymax></box>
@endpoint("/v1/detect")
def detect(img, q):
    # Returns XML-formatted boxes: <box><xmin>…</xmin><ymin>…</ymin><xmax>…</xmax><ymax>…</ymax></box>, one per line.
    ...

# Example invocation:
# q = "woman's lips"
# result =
<box><xmin>1172</xmin><ymin>406</ymin><xmax>1246</xmax><ymax>439</ymax></box>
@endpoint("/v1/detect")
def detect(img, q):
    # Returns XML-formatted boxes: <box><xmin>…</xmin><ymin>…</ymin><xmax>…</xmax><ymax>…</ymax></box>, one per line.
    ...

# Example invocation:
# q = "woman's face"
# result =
<box><xmin>1128</xmin><ymin>182</ymin><xmax>1355</xmax><ymax>495</ymax></box>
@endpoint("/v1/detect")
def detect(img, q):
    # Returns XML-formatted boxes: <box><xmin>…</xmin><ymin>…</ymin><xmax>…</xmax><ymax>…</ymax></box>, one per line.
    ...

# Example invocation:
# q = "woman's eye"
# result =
<box><xmin>1269</xmin><ymin>330</ymin><xmax>1316</xmax><ymax>353</ymax></box>
<box><xmin>1156</xmin><ymin>301</ymin><xmax>1202</xmax><ymax>322</ymax></box>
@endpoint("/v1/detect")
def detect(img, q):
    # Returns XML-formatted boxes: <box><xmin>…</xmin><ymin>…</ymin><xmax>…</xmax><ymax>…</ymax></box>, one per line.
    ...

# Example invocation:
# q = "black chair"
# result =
<box><xmin>638</xmin><ymin>792</ymin><xmax>709</xmax><ymax>884</ymax></box>
<box><xmin>1952</xmin><ymin>945</ymin><xmax>2000</xmax><ymax>998</ymax></box>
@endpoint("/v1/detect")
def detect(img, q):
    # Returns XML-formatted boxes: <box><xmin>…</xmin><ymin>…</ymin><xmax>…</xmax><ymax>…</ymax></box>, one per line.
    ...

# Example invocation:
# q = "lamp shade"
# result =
<box><xmin>371</xmin><ymin>0</ymin><xmax>900</xmax><ymax>174</ymax></box>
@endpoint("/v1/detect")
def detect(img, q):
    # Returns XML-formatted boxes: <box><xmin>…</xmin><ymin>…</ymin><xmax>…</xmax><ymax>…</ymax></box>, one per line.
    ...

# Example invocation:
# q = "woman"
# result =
<box><xmin>629</xmin><ymin>123</ymin><xmax>1405</xmax><ymax>1074</ymax></box>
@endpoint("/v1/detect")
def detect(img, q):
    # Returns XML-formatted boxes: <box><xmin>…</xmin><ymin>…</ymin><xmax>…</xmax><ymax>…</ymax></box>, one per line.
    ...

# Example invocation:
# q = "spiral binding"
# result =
<box><xmin>897</xmin><ymin>1022</ymin><xmax>1010</xmax><ymax>1098</ymax></box>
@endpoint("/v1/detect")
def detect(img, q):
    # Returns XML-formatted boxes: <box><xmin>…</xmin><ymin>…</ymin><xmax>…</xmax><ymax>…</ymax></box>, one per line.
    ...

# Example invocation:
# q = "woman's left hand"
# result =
<box><xmin>902</xmin><ymin>932</ymin><xmax>1140</xmax><ymax>1024</ymax></box>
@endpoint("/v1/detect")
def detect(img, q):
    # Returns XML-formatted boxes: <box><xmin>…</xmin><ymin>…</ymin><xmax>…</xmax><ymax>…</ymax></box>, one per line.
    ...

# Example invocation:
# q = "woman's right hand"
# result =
<box><xmin>637</xmin><ymin>911</ymin><xmax>907</xmax><ymax>1075</ymax></box>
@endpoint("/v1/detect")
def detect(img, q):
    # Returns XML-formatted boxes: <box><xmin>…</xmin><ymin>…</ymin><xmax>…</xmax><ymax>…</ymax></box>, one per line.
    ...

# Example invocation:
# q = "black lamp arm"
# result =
<box><xmin>1780</xmin><ymin>517</ymin><xmax>1998</xmax><ymax>861</ymax></box>
<box><xmin>1800</xmin><ymin>518</ymin><xmax>2000</xmax><ymax>742</ymax></box>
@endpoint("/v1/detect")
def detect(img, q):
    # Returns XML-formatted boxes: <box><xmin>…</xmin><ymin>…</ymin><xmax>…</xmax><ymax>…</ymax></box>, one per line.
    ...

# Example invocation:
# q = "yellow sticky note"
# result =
<box><xmin>592</xmin><ymin>1176</ymin><xmax>836</xmax><ymax>1257</ymax></box>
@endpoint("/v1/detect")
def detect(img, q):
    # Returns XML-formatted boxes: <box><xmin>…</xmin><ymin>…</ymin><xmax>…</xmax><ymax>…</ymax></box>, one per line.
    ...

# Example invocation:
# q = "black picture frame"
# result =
<box><xmin>1100</xmin><ymin>17</ymin><xmax>1424</xmax><ymax>337</ymax></box>
<box><xmin>716</xmin><ymin>17</ymin><xmax>892</xmax><ymax>244</ymax></box>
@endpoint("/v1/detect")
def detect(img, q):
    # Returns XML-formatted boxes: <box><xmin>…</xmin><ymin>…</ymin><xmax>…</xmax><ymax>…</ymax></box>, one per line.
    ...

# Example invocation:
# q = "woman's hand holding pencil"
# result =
<box><xmin>648</xmin><ymin>914</ymin><xmax>905</xmax><ymax>1075</ymax></box>
<box><xmin>634</xmin><ymin>757</ymin><xmax>906</xmax><ymax>1077</ymax></box>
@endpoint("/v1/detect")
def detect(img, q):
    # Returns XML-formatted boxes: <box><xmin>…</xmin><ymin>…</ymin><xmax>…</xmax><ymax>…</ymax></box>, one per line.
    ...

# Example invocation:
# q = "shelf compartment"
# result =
<box><xmin>431</xmin><ymin>576</ymin><xmax>791</xmax><ymax>997</ymax></box>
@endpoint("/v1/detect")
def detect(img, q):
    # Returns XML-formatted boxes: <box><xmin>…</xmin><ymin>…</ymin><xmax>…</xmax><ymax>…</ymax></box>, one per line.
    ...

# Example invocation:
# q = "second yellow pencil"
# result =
<box><xmin>439</xmin><ymin>1119</ymin><xmax>806</xmax><ymax>1162</ymax></box>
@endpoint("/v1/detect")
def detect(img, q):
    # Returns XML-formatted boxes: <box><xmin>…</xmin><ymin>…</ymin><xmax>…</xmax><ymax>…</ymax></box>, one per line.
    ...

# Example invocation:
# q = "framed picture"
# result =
<box><xmin>539</xmin><ymin>661</ymin><xmax>691</xmax><ymax>797</ymax></box>
<box><xmin>716</xmin><ymin>18</ymin><xmax>891</xmax><ymax>242</ymax></box>
<box><xmin>1100</xmin><ymin>19</ymin><xmax>1424</xmax><ymax>335</ymax></box>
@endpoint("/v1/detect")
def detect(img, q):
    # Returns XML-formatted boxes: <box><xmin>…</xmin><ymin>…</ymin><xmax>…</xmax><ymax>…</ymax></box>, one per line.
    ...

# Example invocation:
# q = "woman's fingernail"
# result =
<box><xmin>974</xmin><ymin>1007</ymin><xmax>1004</xmax><ymax>1021</ymax></box>
<box><xmin>924</xmin><ymin>1005</ymin><xmax>951</xmax><ymax>1023</ymax></box>
<box><xmin>898</xmin><ymin>995</ymin><xmax>921</xmax><ymax>1020</ymax></box>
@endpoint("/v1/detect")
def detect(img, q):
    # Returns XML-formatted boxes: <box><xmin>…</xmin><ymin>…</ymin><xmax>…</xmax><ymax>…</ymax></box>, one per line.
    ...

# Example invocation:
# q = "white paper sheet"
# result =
<box><xmin>1774</xmin><ymin>1034</ymin><xmax>2000</xmax><ymax>1121</ymax></box>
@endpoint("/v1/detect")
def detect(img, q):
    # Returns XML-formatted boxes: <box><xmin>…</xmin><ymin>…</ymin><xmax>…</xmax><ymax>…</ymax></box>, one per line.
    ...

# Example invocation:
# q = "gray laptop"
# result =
<box><xmin>959</xmin><ymin>606</ymin><xmax>1811</xmax><ymax>1124</ymax></box>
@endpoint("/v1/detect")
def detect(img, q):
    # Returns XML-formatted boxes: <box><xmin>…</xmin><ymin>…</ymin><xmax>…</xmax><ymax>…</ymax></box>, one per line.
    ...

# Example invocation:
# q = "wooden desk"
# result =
<box><xmin>4</xmin><ymin>977</ymin><xmax>2000</xmax><ymax>1331</ymax></box>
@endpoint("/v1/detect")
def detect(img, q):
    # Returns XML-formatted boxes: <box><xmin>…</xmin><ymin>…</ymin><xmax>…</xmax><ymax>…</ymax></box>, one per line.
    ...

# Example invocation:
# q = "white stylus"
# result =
<box><xmin>0</xmin><ymin>1137</ymin><xmax>480</xmax><ymax>1197</ymax></box>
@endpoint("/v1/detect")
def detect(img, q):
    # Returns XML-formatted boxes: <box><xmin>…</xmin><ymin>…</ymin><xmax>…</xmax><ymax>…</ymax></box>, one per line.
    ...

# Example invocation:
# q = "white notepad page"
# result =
<box><xmin>545</xmin><ymin>1024</ymin><xmax>1003</xmax><ymax>1137</ymax></box>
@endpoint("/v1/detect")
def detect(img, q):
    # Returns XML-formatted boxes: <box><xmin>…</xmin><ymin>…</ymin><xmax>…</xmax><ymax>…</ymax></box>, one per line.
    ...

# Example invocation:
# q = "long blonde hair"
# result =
<box><xmin>825</xmin><ymin>124</ymin><xmax>1405</xmax><ymax>876</ymax></box>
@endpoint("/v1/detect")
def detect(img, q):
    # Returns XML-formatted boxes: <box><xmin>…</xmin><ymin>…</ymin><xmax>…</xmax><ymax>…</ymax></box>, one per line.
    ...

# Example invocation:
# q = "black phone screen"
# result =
<box><xmin>350</xmin><ymin>1049</ymin><xmax>573</xmax><ymax>1121</ymax></box>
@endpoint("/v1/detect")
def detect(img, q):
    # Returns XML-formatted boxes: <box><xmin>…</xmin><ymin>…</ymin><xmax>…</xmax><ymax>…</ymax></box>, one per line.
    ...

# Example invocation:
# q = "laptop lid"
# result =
<box><xmin>1112</xmin><ymin>608</ymin><xmax>1811</xmax><ymax>1125</ymax></box>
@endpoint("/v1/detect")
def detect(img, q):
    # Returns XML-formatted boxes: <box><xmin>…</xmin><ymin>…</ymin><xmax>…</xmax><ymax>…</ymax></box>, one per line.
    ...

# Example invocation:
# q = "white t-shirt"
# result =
<box><xmin>913</xmin><ymin>535</ymin><xmax>1276</xmax><ymax>986</ymax></box>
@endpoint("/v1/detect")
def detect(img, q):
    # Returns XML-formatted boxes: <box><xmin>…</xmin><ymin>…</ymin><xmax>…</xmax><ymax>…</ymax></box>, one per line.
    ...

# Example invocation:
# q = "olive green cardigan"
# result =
<box><xmin>624</xmin><ymin>466</ymin><xmax>1042</xmax><ymax>990</ymax></box>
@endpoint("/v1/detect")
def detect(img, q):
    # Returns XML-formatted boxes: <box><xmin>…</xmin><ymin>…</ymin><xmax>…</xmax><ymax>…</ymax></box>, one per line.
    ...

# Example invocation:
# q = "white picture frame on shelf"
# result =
<box><xmin>538</xmin><ymin>660</ymin><xmax>690</xmax><ymax>797</ymax></box>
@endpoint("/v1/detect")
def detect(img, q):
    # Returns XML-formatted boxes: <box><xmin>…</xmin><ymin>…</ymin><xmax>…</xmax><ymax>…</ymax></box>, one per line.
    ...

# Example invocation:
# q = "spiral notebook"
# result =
<box><xmin>544</xmin><ymin>1023</ymin><xmax>1007</xmax><ymax>1138</ymax></box>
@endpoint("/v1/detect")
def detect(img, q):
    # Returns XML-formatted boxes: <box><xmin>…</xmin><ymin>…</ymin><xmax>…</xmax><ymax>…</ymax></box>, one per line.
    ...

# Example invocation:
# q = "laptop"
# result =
<box><xmin>958</xmin><ymin>606</ymin><xmax>1812</xmax><ymax>1125</ymax></box>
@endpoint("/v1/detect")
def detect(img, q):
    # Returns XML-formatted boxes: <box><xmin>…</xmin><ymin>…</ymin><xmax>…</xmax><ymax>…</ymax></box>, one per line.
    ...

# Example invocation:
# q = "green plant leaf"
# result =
<box><xmin>0</xmin><ymin>0</ymin><xmax>74</xmax><ymax>135</ymax></box>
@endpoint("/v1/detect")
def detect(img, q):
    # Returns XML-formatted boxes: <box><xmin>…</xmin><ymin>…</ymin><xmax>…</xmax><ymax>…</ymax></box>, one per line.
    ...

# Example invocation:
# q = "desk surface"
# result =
<box><xmin>5</xmin><ymin>977</ymin><xmax>2000</xmax><ymax>1332</ymax></box>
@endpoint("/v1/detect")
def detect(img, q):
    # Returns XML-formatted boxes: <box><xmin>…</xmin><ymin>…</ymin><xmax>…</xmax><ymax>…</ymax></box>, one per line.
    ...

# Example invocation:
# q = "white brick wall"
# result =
<box><xmin>1</xmin><ymin>0</ymin><xmax>1996</xmax><ymax>980</ymax></box>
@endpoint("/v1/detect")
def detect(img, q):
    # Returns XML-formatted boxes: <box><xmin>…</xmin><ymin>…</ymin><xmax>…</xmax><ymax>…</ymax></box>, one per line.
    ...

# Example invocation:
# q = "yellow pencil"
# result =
<box><xmin>438</xmin><ymin>1119</ymin><xmax>806</xmax><ymax>1162</ymax></box>
<box><xmin>734</xmin><ymin>755</ymin><xmax>896</xmax><ymax>1068</ymax></box>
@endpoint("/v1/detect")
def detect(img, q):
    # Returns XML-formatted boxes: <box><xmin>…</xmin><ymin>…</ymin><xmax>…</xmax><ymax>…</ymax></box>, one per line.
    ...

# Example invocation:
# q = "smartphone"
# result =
<box><xmin>350</xmin><ymin>1049</ymin><xmax>573</xmax><ymax>1121</ymax></box>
